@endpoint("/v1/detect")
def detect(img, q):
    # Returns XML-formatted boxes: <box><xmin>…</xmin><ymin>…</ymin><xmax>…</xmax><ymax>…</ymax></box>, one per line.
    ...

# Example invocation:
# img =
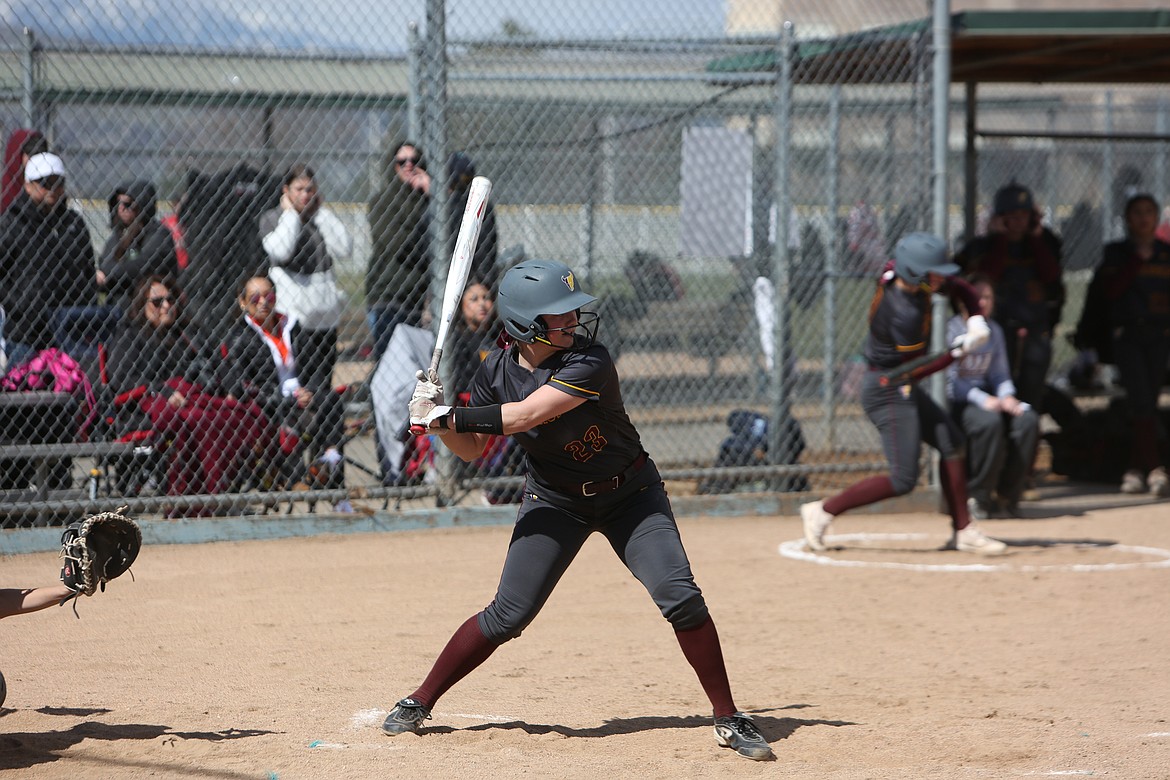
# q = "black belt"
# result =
<box><xmin>574</xmin><ymin>452</ymin><xmax>648</xmax><ymax>497</ymax></box>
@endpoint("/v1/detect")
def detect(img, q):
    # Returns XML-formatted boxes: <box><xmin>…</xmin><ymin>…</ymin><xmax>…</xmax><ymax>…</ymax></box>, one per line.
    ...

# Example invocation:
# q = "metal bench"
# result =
<box><xmin>0</xmin><ymin>440</ymin><xmax>138</xmax><ymax>525</ymax></box>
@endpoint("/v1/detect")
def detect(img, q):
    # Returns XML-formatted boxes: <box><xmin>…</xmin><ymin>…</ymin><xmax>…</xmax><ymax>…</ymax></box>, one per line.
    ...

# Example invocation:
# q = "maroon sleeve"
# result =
<box><xmin>944</xmin><ymin>275</ymin><xmax>983</xmax><ymax>319</ymax></box>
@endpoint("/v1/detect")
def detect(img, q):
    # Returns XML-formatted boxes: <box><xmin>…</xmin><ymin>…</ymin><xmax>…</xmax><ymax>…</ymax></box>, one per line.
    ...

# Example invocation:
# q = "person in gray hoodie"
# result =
<box><xmin>98</xmin><ymin>179</ymin><xmax>179</xmax><ymax>311</ymax></box>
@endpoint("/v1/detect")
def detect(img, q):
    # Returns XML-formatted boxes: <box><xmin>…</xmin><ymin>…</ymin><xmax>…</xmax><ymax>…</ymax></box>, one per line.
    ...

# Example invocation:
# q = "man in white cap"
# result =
<box><xmin>0</xmin><ymin>151</ymin><xmax>96</xmax><ymax>365</ymax></box>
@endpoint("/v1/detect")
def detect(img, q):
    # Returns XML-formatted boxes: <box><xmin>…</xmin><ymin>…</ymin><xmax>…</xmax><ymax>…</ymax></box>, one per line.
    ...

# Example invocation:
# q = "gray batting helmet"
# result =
<box><xmin>893</xmin><ymin>232</ymin><xmax>958</xmax><ymax>286</ymax></box>
<box><xmin>497</xmin><ymin>259</ymin><xmax>598</xmax><ymax>344</ymax></box>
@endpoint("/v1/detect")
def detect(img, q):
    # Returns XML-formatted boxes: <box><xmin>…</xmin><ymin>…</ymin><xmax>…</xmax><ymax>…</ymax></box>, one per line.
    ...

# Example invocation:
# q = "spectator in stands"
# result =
<box><xmin>449</xmin><ymin>280</ymin><xmax>497</xmax><ymax>395</ymax></box>
<box><xmin>1083</xmin><ymin>193</ymin><xmax>1170</xmax><ymax>497</ymax></box>
<box><xmin>260</xmin><ymin>163</ymin><xmax>352</xmax><ymax>394</ymax></box>
<box><xmin>367</xmin><ymin>140</ymin><xmax>431</xmax><ymax>360</ymax></box>
<box><xmin>448</xmin><ymin>279</ymin><xmax>522</xmax><ymax>504</ymax></box>
<box><xmin>946</xmin><ymin>275</ymin><xmax>1040</xmax><ymax>518</ymax></box>
<box><xmin>221</xmin><ymin>274</ymin><xmax>352</xmax><ymax>512</ymax></box>
<box><xmin>1</xmin><ymin>128</ymin><xmax>47</xmax><ymax>214</ymax></box>
<box><xmin>98</xmin><ymin>180</ymin><xmax>179</xmax><ymax>310</ymax></box>
<box><xmin>446</xmin><ymin>152</ymin><xmax>499</xmax><ymax>292</ymax></box>
<box><xmin>107</xmin><ymin>275</ymin><xmax>270</xmax><ymax>513</ymax></box>
<box><xmin>0</xmin><ymin>152</ymin><xmax>96</xmax><ymax>367</ymax></box>
<box><xmin>955</xmin><ymin>181</ymin><xmax>1065</xmax><ymax>408</ymax></box>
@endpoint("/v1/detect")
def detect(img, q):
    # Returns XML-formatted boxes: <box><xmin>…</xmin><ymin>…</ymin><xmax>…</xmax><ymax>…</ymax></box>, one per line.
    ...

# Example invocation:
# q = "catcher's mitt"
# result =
<box><xmin>59</xmin><ymin>506</ymin><xmax>142</xmax><ymax>616</ymax></box>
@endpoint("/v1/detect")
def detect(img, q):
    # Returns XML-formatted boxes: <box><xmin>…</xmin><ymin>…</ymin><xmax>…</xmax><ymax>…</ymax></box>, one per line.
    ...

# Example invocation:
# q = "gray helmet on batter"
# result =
<box><xmin>497</xmin><ymin>259</ymin><xmax>599</xmax><ymax>344</ymax></box>
<box><xmin>893</xmin><ymin>231</ymin><xmax>959</xmax><ymax>286</ymax></box>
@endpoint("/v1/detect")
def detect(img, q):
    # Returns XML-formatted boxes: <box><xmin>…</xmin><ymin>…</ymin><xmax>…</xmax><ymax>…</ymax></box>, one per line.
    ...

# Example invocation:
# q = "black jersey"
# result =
<box><xmin>468</xmin><ymin>338</ymin><xmax>645</xmax><ymax>493</ymax></box>
<box><xmin>863</xmin><ymin>284</ymin><xmax>931</xmax><ymax>370</ymax></box>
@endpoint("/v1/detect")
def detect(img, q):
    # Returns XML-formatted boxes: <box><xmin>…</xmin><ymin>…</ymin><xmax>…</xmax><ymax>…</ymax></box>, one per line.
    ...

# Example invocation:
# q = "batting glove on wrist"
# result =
<box><xmin>409</xmin><ymin>370</ymin><xmax>445</xmax><ymax>418</ymax></box>
<box><xmin>951</xmin><ymin>314</ymin><xmax>991</xmax><ymax>356</ymax></box>
<box><xmin>410</xmin><ymin>404</ymin><xmax>453</xmax><ymax>434</ymax></box>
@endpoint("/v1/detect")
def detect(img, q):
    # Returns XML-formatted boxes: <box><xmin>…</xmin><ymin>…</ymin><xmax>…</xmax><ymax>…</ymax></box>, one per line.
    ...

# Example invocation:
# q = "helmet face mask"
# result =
<box><xmin>498</xmin><ymin>259</ymin><xmax>599</xmax><ymax>346</ymax></box>
<box><xmin>532</xmin><ymin>310</ymin><xmax>600</xmax><ymax>346</ymax></box>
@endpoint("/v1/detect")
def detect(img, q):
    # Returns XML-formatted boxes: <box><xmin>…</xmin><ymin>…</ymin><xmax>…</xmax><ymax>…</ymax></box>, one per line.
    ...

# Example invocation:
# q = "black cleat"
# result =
<box><xmin>382</xmin><ymin>697</ymin><xmax>432</xmax><ymax>735</ymax></box>
<box><xmin>714</xmin><ymin>712</ymin><xmax>774</xmax><ymax>761</ymax></box>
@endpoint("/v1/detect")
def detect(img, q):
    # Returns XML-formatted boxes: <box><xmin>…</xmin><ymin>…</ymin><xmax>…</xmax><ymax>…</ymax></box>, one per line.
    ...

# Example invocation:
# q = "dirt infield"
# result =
<box><xmin>2</xmin><ymin>499</ymin><xmax>1169</xmax><ymax>779</ymax></box>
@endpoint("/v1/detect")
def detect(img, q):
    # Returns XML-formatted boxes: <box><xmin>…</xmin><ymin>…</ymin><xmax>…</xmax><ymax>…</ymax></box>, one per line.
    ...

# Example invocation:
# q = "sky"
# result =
<box><xmin>0</xmin><ymin>0</ymin><xmax>728</xmax><ymax>55</ymax></box>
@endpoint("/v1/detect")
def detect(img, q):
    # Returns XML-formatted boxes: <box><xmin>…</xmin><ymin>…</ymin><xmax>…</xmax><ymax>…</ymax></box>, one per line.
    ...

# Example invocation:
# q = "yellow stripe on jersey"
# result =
<box><xmin>550</xmin><ymin>377</ymin><xmax>600</xmax><ymax>396</ymax></box>
<box><xmin>896</xmin><ymin>342</ymin><xmax>926</xmax><ymax>352</ymax></box>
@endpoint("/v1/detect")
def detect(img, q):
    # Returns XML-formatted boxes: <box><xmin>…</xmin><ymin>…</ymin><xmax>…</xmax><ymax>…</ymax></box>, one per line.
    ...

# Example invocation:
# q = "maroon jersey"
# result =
<box><xmin>469</xmin><ymin>337</ymin><xmax>645</xmax><ymax>494</ymax></box>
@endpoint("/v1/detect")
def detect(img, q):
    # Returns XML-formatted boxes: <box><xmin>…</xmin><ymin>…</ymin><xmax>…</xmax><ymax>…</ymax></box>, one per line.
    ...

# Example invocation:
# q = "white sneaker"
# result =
<box><xmin>332</xmin><ymin>498</ymin><xmax>355</xmax><ymax>514</ymax></box>
<box><xmin>801</xmin><ymin>500</ymin><xmax>833</xmax><ymax>551</ymax></box>
<box><xmin>1148</xmin><ymin>467</ymin><xmax>1170</xmax><ymax>498</ymax></box>
<box><xmin>1121</xmin><ymin>469</ymin><xmax>1146</xmax><ymax>494</ymax></box>
<box><xmin>947</xmin><ymin>523</ymin><xmax>1007</xmax><ymax>556</ymax></box>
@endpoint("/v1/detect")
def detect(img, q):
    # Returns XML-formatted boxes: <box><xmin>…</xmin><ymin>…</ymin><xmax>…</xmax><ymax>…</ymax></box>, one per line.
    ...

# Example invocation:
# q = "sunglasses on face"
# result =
<box><xmin>33</xmin><ymin>176</ymin><xmax>64</xmax><ymax>189</ymax></box>
<box><xmin>148</xmin><ymin>295</ymin><xmax>175</xmax><ymax>307</ymax></box>
<box><xmin>395</xmin><ymin>155</ymin><xmax>420</xmax><ymax>166</ymax></box>
<box><xmin>248</xmin><ymin>291</ymin><xmax>277</xmax><ymax>305</ymax></box>
<box><xmin>117</xmin><ymin>199</ymin><xmax>137</xmax><ymax>209</ymax></box>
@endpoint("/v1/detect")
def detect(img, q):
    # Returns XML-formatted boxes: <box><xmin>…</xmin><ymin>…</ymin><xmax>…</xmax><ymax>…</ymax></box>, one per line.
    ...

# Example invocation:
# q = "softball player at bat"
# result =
<box><xmin>800</xmin><ymin>232</ymin><xmax>1008</xmax><ymax>556</ymax></box>
<box><xmin>385</xmin><ymin>259</ymin><xmax>774</xmax><ymax>761</ymax></box>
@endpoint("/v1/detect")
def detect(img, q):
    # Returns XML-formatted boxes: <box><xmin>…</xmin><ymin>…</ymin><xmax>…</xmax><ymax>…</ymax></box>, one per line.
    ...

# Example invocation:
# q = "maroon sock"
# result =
<box><xmin>674</xmin><ymin>616</ymin><xmax>737</xmax><ymax>718</ymax></box>
<box><xmin>940</xmin><ymin>457</ymin><xmax>971</xmax><ymax>531</ymax></box>
<box><xmin>823</xmin><ymin>475</ymin><xmax>896</xmax><ymax>516</ymax></box>
<box><xmin>411</xmin><ymin>615</ymin><xmax>499</xmax><ymax>708</ymax></box>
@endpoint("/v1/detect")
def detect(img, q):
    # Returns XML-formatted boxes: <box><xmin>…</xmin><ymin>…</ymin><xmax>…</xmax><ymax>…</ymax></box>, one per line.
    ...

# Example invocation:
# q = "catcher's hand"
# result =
<box><xmin>60</xmin><ymin>507</ymin><xmax>142</xmax><ymax>616</ymax></box>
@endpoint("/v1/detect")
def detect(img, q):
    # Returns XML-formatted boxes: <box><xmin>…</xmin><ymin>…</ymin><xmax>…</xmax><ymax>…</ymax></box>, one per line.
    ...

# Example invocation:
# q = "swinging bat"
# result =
<box><xmin>878</xmin><ymin>347</ymin><xmax>960</xmax><ymax>387</ymax></box>
<box><xmin>409</xmin><ymin>175</ymin><xmax>492</xmax><ymax>435</ymax></box>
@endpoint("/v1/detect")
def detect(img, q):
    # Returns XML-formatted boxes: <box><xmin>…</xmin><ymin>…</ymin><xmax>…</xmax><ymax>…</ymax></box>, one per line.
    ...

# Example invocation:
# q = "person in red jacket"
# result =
<box><xmin>0</xmin><ymin>128</ymin><xmax>47</xmax><ymax>214</ymax></box>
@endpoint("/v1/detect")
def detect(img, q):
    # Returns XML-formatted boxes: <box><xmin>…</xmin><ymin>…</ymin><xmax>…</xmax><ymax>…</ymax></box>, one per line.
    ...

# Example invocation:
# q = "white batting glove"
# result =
<box><xmin>409</xmin><ymin>369</ymin><xmax>445</xmax><ymax>412</ymax></box>
<box><xmin>410</xmin><ymin>404</ymin><xmax>453</xmax><ymax>433</ymax></box>
<box><xmin>951</xmin><ymin>314</ymin><xmax>991</xmax><ymax>356</ymax></box>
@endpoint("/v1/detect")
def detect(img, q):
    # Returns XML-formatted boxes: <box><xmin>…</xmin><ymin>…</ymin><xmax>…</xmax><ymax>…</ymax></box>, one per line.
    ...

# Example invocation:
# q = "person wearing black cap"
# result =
<box><xmin>800</xmin><ymin>232</ymin><xmax>1008</xmax><ymax>556</ymax></box>
<box><xmin>446</xmin><ymin>151</ymin><xmax>499</xmax><ymax>293</ymax></box>
<box><xmin>955</xmin><ymin>181</ymin><xmax>1065</xmax><ymax>408</ymax></box>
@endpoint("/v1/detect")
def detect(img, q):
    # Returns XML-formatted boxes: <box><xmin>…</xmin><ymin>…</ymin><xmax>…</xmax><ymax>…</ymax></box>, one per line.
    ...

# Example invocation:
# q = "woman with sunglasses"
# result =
<box><xmin>107</xmin><ymin>275</ymin><xmax>270</xmax><ymax>514</ymax></box>
<box><xmin>366</xmin><ymin>140</ymin><xmax>432</xmax><ymax>360</ymax></box>
<box><xmin>385</xmin><ymin>259</ymin><xmax>774</xmax><ymax>761</ymax></box>
<box><xmin>221</xmin><ymin>274</ymin><xmax>350</xmax><ymax>510</ymax></box>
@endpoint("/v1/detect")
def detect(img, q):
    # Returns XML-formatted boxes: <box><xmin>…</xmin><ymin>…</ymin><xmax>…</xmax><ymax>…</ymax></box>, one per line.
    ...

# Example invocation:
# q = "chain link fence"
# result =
<box><xmin>1</xmin><ymin>3</ymin><xmax>1167</xmax><ymax>526</ymax></box>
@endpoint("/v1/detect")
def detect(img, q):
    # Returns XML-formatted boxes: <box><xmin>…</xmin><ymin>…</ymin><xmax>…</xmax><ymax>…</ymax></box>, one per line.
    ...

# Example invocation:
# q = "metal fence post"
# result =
<box><xmin>768</xmin><ymin>21</ymin><xmax>794</xmax><ymax>486</ymax></box>
<box><xmin>824</xmin><ymin>85</ymin><xmax>841</xmax><ymax>449</ymax></box>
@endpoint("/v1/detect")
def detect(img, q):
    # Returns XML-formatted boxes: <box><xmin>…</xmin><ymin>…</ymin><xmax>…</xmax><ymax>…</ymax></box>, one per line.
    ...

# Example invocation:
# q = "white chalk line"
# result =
<box><xmin>350</xmin><ymin>707</ymin><xmax>518</xmax><ymax>732</ymax></box>
<box><xmin>778</xmin><ymin>534</ymin><xmax>1170</xmax><ymax>572</ymax></box>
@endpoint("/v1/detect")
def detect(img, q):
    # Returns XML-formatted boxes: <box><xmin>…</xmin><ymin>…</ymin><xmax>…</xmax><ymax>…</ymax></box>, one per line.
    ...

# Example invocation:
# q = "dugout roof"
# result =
<box><xmin>707</xmin><ymin>9</ymin><xmax>1170</xmax><ymax>85</ymax></box>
